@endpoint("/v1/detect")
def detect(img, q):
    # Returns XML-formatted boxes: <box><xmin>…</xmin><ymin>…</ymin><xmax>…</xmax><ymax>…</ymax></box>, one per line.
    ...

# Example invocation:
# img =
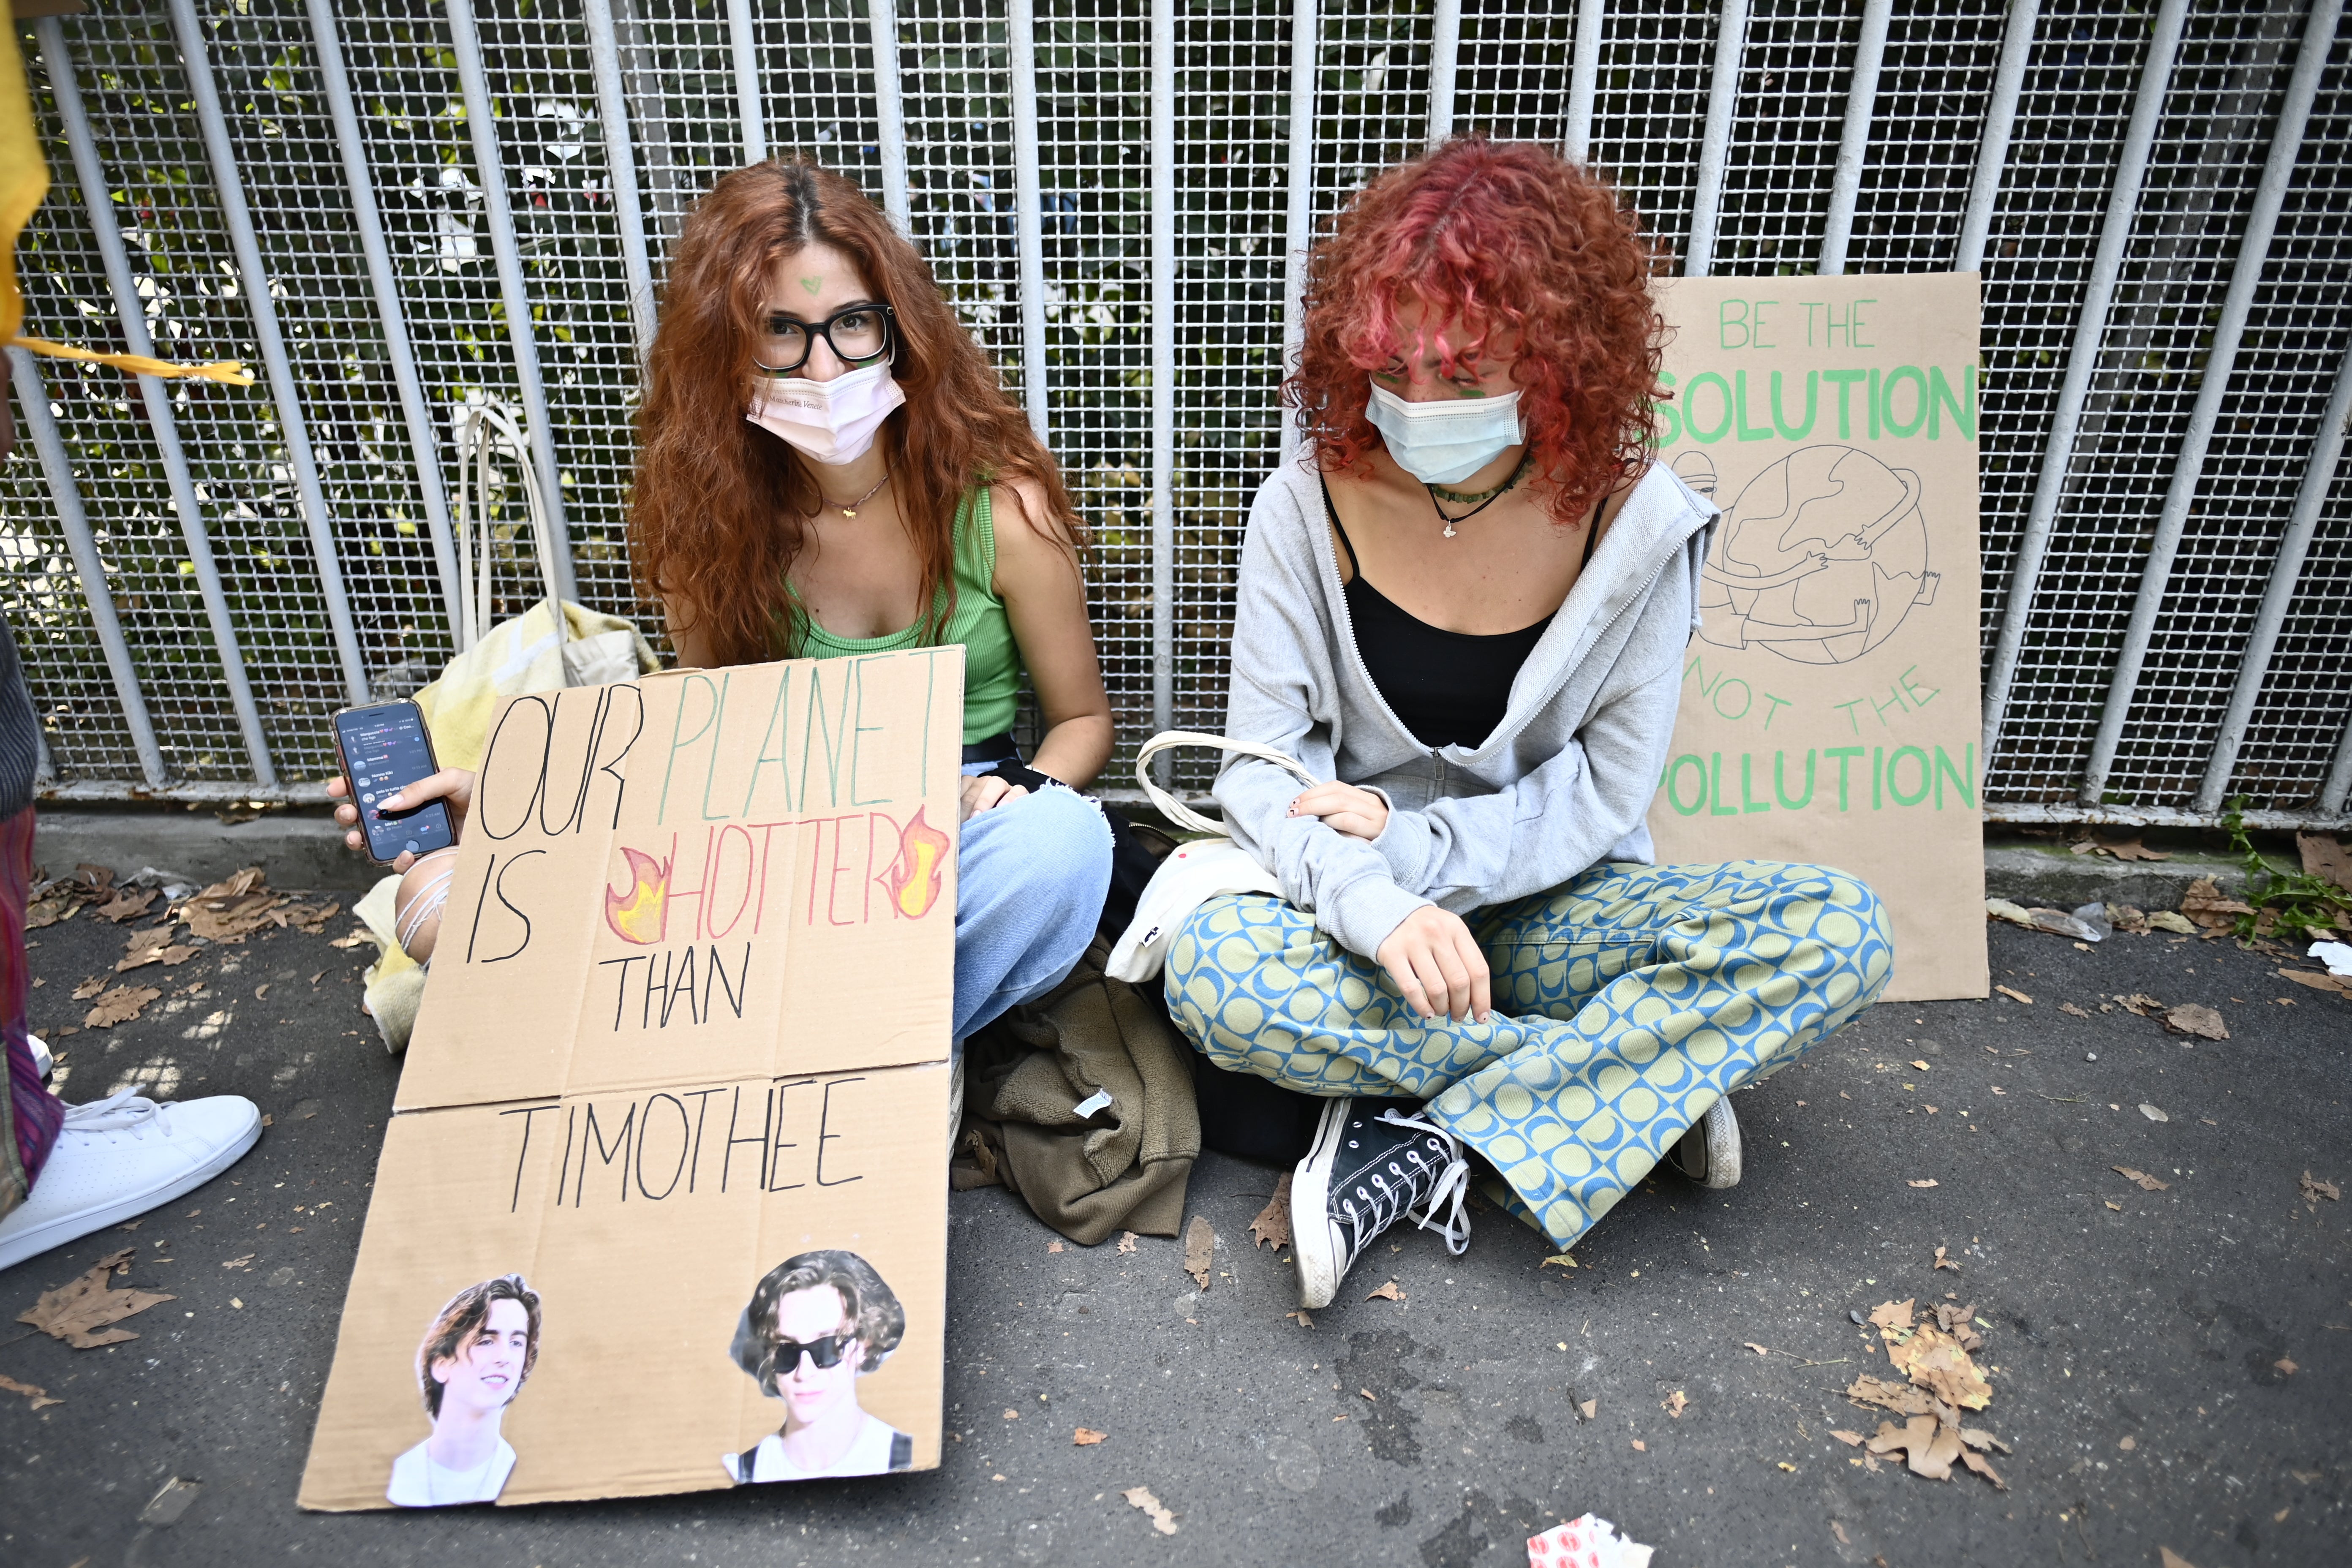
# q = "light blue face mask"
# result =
<box><xmin>1365</xmin><ymin>383</ymin><xmax>1526</xmax><ymax>486</ymax></box>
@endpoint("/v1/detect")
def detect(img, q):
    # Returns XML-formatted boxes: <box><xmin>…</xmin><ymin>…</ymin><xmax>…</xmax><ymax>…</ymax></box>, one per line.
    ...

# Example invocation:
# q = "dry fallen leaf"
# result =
<box><xmin>1910</xmin><ymin>1059</ymin><xmax>1932</xmax><ymax>1071</ymax></box>
<box><xmin>2180</xmin><ymin>877</ymin><xmax>2254</xmax><ymax>929</ymax></box>
<box><xmin>1365</xmin><ymin>1280</ymin><xmax>1402</xmax><ymax>1303</ymax></box>
<box><xmin>2161</xmin><ymin>1550</ymin><xmax>2200</xmax><ymax>1568</ymax></box>
<box><xmin>2101</xmin><ymin>838</ymin><xmax>2172</xmax><ymax>863</ymax></box>
<box><xmin>1577</xmin><ymin>1398</ymin><xmax>1598</xmax><ymax>1420</ymax></box>
<box><xmin>1122</xmin><ymin>1486</ymin><xmax>1178</xmax><ymax>1536</ymax></box>
<box><xmin>71</xmin><ymin>976</ymin><xmax>105</xmax><ymax>1000</ymax></box>
<box><xmin>2114</xmin><ymin>1166</ymin><xmax>2170</xmax><ymax>1192</ymax></box>
<box><xmin>84</xmin><ymin>985</ymin><xmax>161</xmax><ymax>1029</ymax></box>
<box><xmin>0</xmin><ymin>1372</ymin><xmax>62</xmax><ymax>1410</ymax></box>
<box><xmin>1073</xmin><ymin>1428</ymin><xmax>1107</xmax><ymax>1446</ymax></box>
<box><xmin>1183</xmin><ymin>1215</ymin><xmax>1214</xmax><ymax>1290</ymax></box>
<box><xmin>1907</xmin><ymin>1179</ymin><xmax>1940</xmax><ymax>1189</ymax></box>
<box><xmin>2299</xmin><ymin>1171</ymin><xmax>2340</xmax><ymax>1204</ymax></box>
<box><xmin>1883</xmin><ymin>1323</ymin><xmax>1992</xmax><ymax>1410</ymax></box>
<box><xmin>1630</xmin><ymin>1439</ymin><xmax>1646</xmax><ymax>1452</ymax></box>
<box><xmin>2275</xmin><ymin>1357</ymin><xmax>2298</xmax><ymax>1376</ymax></box>
<box><xmin>1830</xmin><ymin>1429</ymin><xmax>1864</xmax><ymax>1446</ymax></box>
<box><xmin>1960</xmin><ymin>1448</ymin><xmax>2008</xmax><ymax>1489</ymax></box>
<box><xmin>1845</xmin><ymin>1375</ymin><xmax>1937</xmax><ymax>1418</ymax></box>
<box><xmin>1933</xmin><ymin>1245</ymin><xmax>1960</xmax><ymax>1271</ymax></box>
<box><xmin>1003</xmin><ymin>1407</ymin><xmax>1020</xmax><ymax>1420</ymax></box>
<box><xmin>1249</xmin><ymin>1173</ymin><xmax>1293</xmax><ymax>1251</ymax></box>
<box><xmin>2105</xmin><ymin>1200</ymin><xmax>2124</xmax><ymax>1211</ymax></box>
<box><xmin>1993</xmin><ymin>985</ymin><xmax>2033</xmax><ymax>1005</ymax></box>
<box><xmin>1285</xmin><ymin>1309</ymin><xmax>1314</xmax><ymax>1329</ymax></box>
<box><xmin>1664</xmin><ymin>1389</ymin><xmax>1688</xmax><ymax>1418</ymax></box>
<box><xmin>2297</xmin><ymin>833</ymin><xmax>2352</xmax><ymax>892</ymax></box>
<box><xmin>1868</xmin><ymin>1415</ymin><xmax>1963</xmax><ymax>1480</ymax></box>
<box><xmin>2278</xmin><ymin>967</ymin><xmax>2352</xmax><ymax>998</ymax></box>
<box><xmin>1358</xmin><ymin>1388</ymin><xmax>1377</xmax><ymax>1402</ymax></box>
<box><xmin>1047</xmin><ymin>1240</ymin><xmax>1064</xmax><ymax>1255</ymax></box>
<box><xmin>93</xmin><ymin>886</ymin><xmax>158</xmax><ymax>923</ymax></box>
<box><xmin>220</xmin><ymin>1253</ymin><xmax>256</xmax><ymax>1270</ymax></box>
<box><xmin>1540</xmin><ymin>1252</ymin><xmax>1577</xmax><ymax>1271</ymax></box>
<box><xmin>2117</xmin><ymin>993</ymin><xmax>2165</xmax><ymax>1017</ymax></box>
<box><xmin>1745</xmin><ymin>1342</ymin><xmax>1771</xmax><ymax>1356</ymax></box>
<box><xmin>2060</xmin><ymin>1002</ymin><xmax>2091</xmax><ymax>1018</ymax></box>
<box><xmin>17</xmin><ymin>1250</ymin><xmax>177</xmax><ymax>1348</ymax></box>
<box><xmin>2164</xmin><ymin>1003</ymin><xmax>2229</xmax><ymax>1040</ymax></box>
<box><xmin>2140</xmin><ymin>1103</ymin><xmax>2170</xmax><ymax>1123</ymax></box>
<box><xmin>1117</xmin><ymin>1230</ymin><xmax>1139</xmax><ymax>1255</ymax></box>
<box><xmin>180</xmin><ymin>867</ymin><xmax>286</xmax><ymax>942</ymax></box>
<box><xmin>329</xmin><ymin>928</ymin><xmax>372</xmax><ymax>950</ymax></box>
<box><xmin>1869</xmin><ymin>1299</ymin><xmax>1916</xmax><ymax>1330</ymax></box>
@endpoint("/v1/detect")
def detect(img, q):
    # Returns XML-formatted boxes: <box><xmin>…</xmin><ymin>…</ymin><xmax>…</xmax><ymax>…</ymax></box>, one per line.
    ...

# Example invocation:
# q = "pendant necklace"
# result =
<box><xmin>1427</xmin><ymin>455</ymin><xmax>1532</xmax><ymax>538</ymax></box>
<box><xmin>821</xmin><ymin>467</ymin><xmax>894</xmax><ymax>520</ymax></box>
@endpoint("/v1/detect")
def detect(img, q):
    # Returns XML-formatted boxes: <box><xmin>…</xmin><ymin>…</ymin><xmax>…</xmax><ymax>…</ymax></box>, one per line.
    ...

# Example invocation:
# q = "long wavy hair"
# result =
<box><xmin>1288</xmin><ymin>136</ymin><xmax>1666</xmax><ymax>526</ymax></box>
<box><xmin>631</xmin><ymin>160</ymin><xmax>1073</xmax><ymax>664</ymax></box>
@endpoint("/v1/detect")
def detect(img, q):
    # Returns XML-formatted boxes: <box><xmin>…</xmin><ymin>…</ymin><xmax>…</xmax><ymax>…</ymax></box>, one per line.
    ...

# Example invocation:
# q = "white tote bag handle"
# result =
<box><xmin>1132</xmin><ymin>730</ymin><xmax>1318</xmax><ymax>836</ymax></box>
<box><xmin>452</xmin><ymin>400</ymin><xmax>565</xmax><ymax>653</ymax></box>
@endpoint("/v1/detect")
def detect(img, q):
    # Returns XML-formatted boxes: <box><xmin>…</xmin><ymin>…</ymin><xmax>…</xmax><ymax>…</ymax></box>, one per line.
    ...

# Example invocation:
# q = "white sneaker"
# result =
<box><xmin>27</xmin><ymin>1033</ymin><xmax>52</xmax><ymax>1083</ymax></box>
<box><xmin>1669</xmin><ymin>1095</ymin><xmax>1743</xmax><ymax>1190</ymax></box>
<box><xmin>0</xmin><ymin>1091</ymin><xmax>264</xmax><ymax>1273</ymax></box>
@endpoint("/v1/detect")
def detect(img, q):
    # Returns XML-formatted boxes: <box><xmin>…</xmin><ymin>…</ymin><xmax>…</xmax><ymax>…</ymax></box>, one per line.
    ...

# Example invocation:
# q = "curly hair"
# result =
<box><xmin>416</xmin><ymin>1274</ymin><xmax>541</xmax><ymax>1419</ymax></box>
<box><xmin>1288</xmin><ymin>136</ymin><xmax>1666</xmax><ymax>526</ymax></box>
<box><xmin>630</xmin><ymin>160</ymin><xmax>1077</xmax><ymax>665</ymax></box>
<box><xmin>730</xmin><ymin>1250</ymin><xmax>905</xmax><ymax>1387</ymax></box>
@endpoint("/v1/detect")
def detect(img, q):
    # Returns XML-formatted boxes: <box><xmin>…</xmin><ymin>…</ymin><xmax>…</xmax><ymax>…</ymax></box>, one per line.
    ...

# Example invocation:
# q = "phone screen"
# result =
<box><xmin>334</xmin><ymin>702</ymin><xmax>455</xmax><ymax>863</ymax></box>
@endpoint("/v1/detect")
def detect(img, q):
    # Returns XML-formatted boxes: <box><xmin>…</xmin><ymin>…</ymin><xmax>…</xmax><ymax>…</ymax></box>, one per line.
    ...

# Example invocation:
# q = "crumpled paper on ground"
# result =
<box><xmin>2310</xmin><ymin>940</ymin><xmax>2352</xmax><ymax>978</ymax></box>
<box><xmin>1527</xmin><ymin>1514</ymin><xmax>1653</xmax><ymax>1567</ymax></box>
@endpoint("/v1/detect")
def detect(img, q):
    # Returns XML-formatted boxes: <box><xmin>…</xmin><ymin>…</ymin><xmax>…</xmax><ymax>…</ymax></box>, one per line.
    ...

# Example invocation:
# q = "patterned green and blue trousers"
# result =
<box><xmin>1163</xmin><ymin>860</ymin><xmax>1892</xmax><ymax>1250</ymax></box>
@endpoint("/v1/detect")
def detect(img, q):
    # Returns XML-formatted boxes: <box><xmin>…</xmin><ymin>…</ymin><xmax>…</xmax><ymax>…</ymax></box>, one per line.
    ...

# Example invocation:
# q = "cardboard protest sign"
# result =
<box><xmin>1647</xmin><ymin>275</ymin><xmax>1987</xmax><ymax>1002</ymax></box>
<box><xmin>300</xmin><ymin>648</ymin><xmax>964</xmax><ymax>1510</ymax></box>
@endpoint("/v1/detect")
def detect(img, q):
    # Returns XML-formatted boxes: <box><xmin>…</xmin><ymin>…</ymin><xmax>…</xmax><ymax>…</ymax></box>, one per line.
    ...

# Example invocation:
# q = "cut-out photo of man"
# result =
<box><xmin>724</xmin><ymin>1250</ymin><xmax>911</xmax><ymax>1482</ymax></box>
<box><xmin>387</xmin><ymin>1274</ymin><xmax>541</xmax><ymax>1507</ymax></box>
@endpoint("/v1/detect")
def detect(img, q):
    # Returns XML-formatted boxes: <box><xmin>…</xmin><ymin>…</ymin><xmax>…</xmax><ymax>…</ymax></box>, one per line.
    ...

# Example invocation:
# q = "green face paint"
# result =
<box><xmin>799</xmin><ymin>275</ymin><xmax>823</xmax><ymax>296</ymax></box>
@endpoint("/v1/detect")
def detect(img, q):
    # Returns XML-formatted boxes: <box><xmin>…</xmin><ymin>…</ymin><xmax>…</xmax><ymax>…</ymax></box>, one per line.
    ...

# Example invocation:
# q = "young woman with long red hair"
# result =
<box><xmin>1161</xmin><ymin>137</ymin><xmax>1891</xmax><ymax>1308</ymax></box>
<box><xmin>331</xmin><ymin>161</ymin><xmax>1114</xmax><ymax>1102</ymax></box>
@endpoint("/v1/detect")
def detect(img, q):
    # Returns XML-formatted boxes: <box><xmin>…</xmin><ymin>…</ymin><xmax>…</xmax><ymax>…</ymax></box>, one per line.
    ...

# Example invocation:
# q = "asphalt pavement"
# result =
<box><xmin>3</xmin><ymin>861</ymin><xmax>2346</xmax><ymax>1568</ymax></box>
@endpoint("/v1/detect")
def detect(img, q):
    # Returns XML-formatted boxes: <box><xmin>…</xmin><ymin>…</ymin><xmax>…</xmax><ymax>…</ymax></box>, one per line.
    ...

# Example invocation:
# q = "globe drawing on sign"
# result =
<box><xmin>1682</xmin><ymin>444</ymin><xmax>1941</xmax><ymax>665</ymax></box>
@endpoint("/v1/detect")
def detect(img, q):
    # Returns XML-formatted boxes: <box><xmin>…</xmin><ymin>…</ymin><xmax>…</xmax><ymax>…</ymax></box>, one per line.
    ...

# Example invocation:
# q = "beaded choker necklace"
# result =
<box><xmin>1427</xmin><ymin>455</ymin><xmax>1533</xmax><ymax>538</ymax></box>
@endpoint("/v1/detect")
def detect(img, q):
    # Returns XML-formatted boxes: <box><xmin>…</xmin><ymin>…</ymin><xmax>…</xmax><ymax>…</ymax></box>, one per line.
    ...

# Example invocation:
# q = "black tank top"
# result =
<box><xmin>1325</xmin><ymin>480</ymin><xmax>1603</xmax><ymax>751</ymax></box>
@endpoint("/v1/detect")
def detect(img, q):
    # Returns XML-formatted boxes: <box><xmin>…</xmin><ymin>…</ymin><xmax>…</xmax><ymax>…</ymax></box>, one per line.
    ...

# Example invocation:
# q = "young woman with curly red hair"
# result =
<box><xmin>331</xmin><ymin>163</ymin><xmax>1114</xmax><ymax>1121</ymax></box>
<box><xmin>1161</xmin><ymin>137</ymin><xmax>1891</xmax><ymax>1308</ymax></box>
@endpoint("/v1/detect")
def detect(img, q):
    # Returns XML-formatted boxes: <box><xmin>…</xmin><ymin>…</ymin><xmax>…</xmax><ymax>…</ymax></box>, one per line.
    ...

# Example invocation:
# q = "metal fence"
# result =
<box><xmin>3</xmin><ymin>0</ymin><xmax>2348</xmax><ymax>825</ymax></box>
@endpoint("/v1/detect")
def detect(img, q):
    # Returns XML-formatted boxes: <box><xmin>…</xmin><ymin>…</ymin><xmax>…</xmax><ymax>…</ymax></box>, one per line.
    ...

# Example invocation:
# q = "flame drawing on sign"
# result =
<box><xmin>604</xmin><ymin>846</ymin><xmax>671</xmax><ymax>944</ymax></box>
<box><xmin>887</xmin><ymin>807</ymin><xmax>949</xmax><ymax>920</ymax></box>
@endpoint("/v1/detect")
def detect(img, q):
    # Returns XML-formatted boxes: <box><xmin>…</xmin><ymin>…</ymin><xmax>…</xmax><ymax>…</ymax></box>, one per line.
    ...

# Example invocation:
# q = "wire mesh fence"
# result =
<box><xmin>3</xmin><ymin>0</ymin><xmax>2347</xmax><ymax>822</ymax></box>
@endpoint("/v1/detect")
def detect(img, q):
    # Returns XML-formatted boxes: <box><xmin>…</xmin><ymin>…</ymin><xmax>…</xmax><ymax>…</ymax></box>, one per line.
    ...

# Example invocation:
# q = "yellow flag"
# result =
<box><xmin>0</xmin><ymin>19</ymin><xmax>249</xmax><ymax>384</ymax></box>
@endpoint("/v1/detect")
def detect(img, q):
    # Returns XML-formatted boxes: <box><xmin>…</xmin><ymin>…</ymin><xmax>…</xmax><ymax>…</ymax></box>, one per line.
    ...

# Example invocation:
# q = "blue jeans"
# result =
<box><xmin>951</xmin><ymin>779</ymin><xmax>1113</xmax><ymax>1048</ymax></box>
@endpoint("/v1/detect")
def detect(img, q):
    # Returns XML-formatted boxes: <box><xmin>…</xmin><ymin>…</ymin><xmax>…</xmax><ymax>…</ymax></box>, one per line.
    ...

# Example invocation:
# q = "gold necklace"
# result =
<box><xmin>821</xmin><ymin>468</ymin><xmax>893</xmax><ymax>520</ymax></box>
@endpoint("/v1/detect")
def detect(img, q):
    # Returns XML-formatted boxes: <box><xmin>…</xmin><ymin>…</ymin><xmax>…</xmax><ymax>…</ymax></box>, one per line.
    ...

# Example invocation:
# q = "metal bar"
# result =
<box><xmin>1007</xmin><ymin>0</ymin><xmax>1049</xmax><ymax>440</ymax></box>
<box><xmin>39</xmin><ymin>779</ymin><xmax>336</xmax><ymax>806</ymax></box>
<box><xmin>584</xmin><ymin>0</ymin><xmax>659</xmax><ymax>360</ymax></box>
<box><xmin>1955</xmin><ymin>0</ymin><xmax>2043</xmax><ymax>272</ymax></box>
<box><xmin>2325</xmin><ymin>704</ymin><xmax>2352</xmax><ymax>818</ymax></box>
<box><xmin>2080</xmin><ymin>0</ymin><xmax>2340</xmax><ymax>807</ymax></box>
<box><xmin>727</xmin><ymin>0</ymin><xmax>765</xmax><ymax>164</ymax></box>
<box><xmin>38</xmin><ymin>18</ymin><xmax>275</xmax><ymax>785</ymax></box>
<box><xmin>1684</xmin><ymin>0</ymin><xmax>1748</xmax><ymax>277</ymax></box>
<box><xmin>1277</xmin><ymin>0</ymin><xmax>1316</xmax><ymax>468</ymax></box>
<box><xmin>1426</xmin><ymin>0</ymin><xmax>1461</xmax><ymax>147</ymax></box>
<box><xmin>868</xmin><ymin>0</ymin><xmax>911</xmax><ymax>231</ymax></box>
<box><xmin>307</xmin><ymin>0</ymin><xmax>463</xmax><ymax>642</ymax></box>
<box><xmin>9</xmin><ymin>348</ymin><xmax>169</xmax><ymax>788</ymax></box>
<box><xmin>169</xmin><ymin>0</ymin><xmax>370</xmax><ymax>707</ymax></box>
<box><xmin>2193</xmin><ymin>335</ymin><xmax>2352</xmax><ymax>813</ymax></box>
<box><xmin>1817</xmin><ymin>0</ymin><xmax>1894</xmax><ymax>276</ymax></box>
<box><xmin>444</xmin><ymin>0</ymin><xmax>577</xmax><ymax>602</ymax></box>
<box><xmin>613</xmin><ymin>0</ymin><xmax>686</xmax><ymax>251</ymax></box>
<box><xmin>1984</xmin><ymin>800</ymin><xmax>2352</xmax><ymax>833</ymax></box>
<box><xmin>1567</xmin><ymin>0</ymin><xmax>1605</xmax><ymax>163</ymax></box>
<box><xmin>1149</xmin><ymin>0</ymin><xmax>1175</xmax><ymax>765</ymax></box>
<box><xmin>1977</xmin><ymin>0</ymin><xmax>2189</xmax><ymax>758</ymax></box>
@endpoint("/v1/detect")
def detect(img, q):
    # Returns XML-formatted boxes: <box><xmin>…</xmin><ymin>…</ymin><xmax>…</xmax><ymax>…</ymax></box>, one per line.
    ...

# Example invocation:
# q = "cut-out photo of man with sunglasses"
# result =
<box><xmin>723</xmin><ymin>1250</ymin><xmax>911</xmax><ymax>1482</ymax></box>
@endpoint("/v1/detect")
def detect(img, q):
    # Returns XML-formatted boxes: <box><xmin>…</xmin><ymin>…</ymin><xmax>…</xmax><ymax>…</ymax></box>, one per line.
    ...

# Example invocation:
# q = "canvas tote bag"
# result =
<box><xmin>1104</xmin><ymin>731</ymin><xmax>1319</xmax><ymax>983</ymax></box>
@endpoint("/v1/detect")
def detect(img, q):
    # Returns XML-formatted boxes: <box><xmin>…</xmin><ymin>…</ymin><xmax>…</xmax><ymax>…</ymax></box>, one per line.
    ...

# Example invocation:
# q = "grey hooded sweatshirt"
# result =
<box><xmin>1213</xmin><ymin>454</ymin><xmax>1718</xmax><ymax>961</ymax></box>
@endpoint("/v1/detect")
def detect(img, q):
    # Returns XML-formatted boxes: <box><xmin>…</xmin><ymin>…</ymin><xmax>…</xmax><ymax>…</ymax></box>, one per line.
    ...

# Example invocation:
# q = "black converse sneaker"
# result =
<box><xmin>1669</xmin><ymin>1095</ymin><xmax>1742</xmax><ymax>1190</ymax></box>
<box><xmin>1290</xmin><ymin>1097</ymin><xmax>1472</xmax><ymax>1309</ymax></box>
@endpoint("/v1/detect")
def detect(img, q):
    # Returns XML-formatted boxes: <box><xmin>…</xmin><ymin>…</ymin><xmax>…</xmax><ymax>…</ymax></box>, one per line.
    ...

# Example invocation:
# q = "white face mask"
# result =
<box><xmin>1364</xmin><ymin>382</ymin><xmax>1525</xmax><ymax>486</ymax></box>
<box><xmin>746</xmin><ymin>360</ymin><xmax>906</xmax><ymax>466</ymax></box>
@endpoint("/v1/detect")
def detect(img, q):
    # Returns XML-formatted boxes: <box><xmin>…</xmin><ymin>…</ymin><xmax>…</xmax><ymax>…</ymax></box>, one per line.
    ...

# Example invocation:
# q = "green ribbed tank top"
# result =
<box><xmin>789</xmin><ymin>487</ymin><xmax>1021</xmax><ymax>744</ymax></box>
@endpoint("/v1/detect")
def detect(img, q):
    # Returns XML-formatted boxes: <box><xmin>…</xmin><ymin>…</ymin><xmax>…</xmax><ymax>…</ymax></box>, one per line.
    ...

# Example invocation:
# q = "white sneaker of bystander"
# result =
<box><xmin>0</xmin><ymin>1091</ymin><xmax>262</xmax><ymax>1272</ymax></box>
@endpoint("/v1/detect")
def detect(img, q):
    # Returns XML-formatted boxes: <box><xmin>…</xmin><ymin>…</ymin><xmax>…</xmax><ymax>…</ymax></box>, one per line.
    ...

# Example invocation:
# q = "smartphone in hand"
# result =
<box><xmin>331</xmin><ymin>699</ymin><xmax>456</xmax><ymax>864</ymax></box>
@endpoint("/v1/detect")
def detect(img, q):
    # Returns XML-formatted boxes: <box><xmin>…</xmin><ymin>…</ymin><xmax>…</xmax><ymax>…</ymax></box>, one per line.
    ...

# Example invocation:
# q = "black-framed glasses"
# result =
<box><xmin>760</xmin><ymin>1332</ymin><xmax>852</xmax><ymax>1380</ymax></box>
<box><xmin>755</xmin><ymin>302</ymin><xmax>896</xmax><ymax>375</ymax></box>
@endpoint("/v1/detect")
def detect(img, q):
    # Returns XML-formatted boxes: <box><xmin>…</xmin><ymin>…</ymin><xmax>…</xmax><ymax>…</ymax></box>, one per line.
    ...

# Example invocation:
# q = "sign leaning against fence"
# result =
<box><xmin>1647</xmin><ymin>275</ymin><xmax>1986</xmax><ymax>1004</ymax></box>
<box><xmin>299</xmin><ymin>647</ymin><xmax>962</xmax><ymax>1509</ymax></box>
